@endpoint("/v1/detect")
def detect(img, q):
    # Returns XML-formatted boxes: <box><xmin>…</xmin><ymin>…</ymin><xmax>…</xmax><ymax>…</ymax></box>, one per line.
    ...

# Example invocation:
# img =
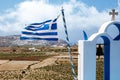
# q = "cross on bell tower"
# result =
<box><xmin>109</xmin><ymin>9</ymin><xmax>118</xmax><ymax>21</ymax></box>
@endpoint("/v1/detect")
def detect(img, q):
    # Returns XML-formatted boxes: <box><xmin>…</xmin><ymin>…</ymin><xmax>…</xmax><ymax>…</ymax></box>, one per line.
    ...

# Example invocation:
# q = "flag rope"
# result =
<box><xmin>61</xmin><ymin>7</ymin><xmax>77</xmax><ymax>80</ymax></box>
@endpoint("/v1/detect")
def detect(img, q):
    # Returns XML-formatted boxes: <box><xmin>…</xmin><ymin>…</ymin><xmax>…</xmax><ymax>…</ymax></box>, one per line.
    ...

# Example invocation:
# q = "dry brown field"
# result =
<box><xmin>0</xmin><ymin>46</ymin><xmax>103</xmax><ymax>80</ymax></box>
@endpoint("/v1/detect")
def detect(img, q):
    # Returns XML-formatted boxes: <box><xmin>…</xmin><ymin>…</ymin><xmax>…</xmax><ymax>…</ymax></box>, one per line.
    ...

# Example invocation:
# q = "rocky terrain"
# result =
<box><xmin>0</xmin><ymin>35</ymin><xmax>67</xmax><ymax>47</ymax></box>
<box><xmin>0</xmin><ymin>54</ymin><xmax>78</xmax><ymax>80</ymax></box>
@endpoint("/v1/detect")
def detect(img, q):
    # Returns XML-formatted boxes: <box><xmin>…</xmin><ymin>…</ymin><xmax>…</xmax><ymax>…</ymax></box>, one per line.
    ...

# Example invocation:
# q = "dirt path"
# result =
<box><xmin>0</xmin><ymin>56</ymin><xmax>58</xmax><ymax>71</ymax></box>
<box><xmin>0</xmin><ymin>60</ymin><xmax>9</xmax><ymax>65</ymax></box>
<box><xmin>30</xmin><ymin>55</ymin><xmax>78</xmax><ymax>69</ymax></box>
<box><xmin>0</xmin><ymin>61</ymin><xmax>39</xmax><ymax>70</ymax></box>
<box><xmin>30</xmin><ymin>56</ymin><xmax>58</xmax><ymax>69</ymax></box>
<box><xmin>0</xmin><ymin>55</ymin><xmax>77</xmax><ymax>70</ymax></box>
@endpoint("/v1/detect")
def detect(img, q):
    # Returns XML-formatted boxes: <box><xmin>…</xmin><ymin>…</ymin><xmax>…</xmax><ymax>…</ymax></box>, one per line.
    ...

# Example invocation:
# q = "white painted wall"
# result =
<box><xmin>110</xmin><ymin>41</ymin><xmax>120</xmax><ymax>80</ymax></box>
<box><xmin>78</xmin><ymin>21</ymin><xmax>120</xmax><ymax>80</ymax></box>
<box><xmin>78</xmin><ymin>40</ymin><xmax>96</xmax><ymax>80</ymax></box>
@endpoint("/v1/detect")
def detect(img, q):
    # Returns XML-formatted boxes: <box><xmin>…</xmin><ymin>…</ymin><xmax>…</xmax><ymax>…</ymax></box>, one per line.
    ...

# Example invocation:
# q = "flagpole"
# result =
<box><xmin>61</xmin><ymin>7</ymin><xmax>77</xmax><ymax>80</ymax></box>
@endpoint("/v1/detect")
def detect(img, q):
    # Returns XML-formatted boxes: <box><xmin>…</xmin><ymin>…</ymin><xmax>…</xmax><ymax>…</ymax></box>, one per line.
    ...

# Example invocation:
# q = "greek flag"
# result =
<box><xmin>20</xmin><ymin>18</ymin><xmax>58</xmax><ymax>41</ymax></box>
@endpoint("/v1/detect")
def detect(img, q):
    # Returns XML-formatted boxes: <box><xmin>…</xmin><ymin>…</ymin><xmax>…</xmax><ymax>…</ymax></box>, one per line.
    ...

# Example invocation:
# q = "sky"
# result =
<box><xmin>0</xmin><ymin>0</ymin><xmax>119</xmax><ymax>43</ymax></box>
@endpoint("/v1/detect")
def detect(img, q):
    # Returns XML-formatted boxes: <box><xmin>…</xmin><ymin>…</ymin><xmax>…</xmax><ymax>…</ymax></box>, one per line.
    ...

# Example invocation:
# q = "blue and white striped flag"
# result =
<box><xmin>20</xmin><ymin>18</ymin><xmax>58</xmax><ymax>41</ymax></box>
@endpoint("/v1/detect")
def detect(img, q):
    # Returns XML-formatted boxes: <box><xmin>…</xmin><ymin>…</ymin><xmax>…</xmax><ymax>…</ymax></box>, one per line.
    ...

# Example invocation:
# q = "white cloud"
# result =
<box><xmin>62</xmin><ymin>1</ymin><xmax>111</xmax><ymax>30</ymax></box>
<box><xmin>0</xmin><ymin>0</ymin><xmax>119</xmax><ymax>41</ymax></box>
<box><xmin>0</xmin><ymin>0</ymin><xmax>60</xmax><ymax>34</ymax></box>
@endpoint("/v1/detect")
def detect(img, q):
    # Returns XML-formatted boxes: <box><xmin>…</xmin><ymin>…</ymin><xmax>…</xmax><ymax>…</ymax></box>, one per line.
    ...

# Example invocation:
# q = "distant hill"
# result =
<box><xmin>0</xmin><ymin>35</ymin><xmax>67</xmax><ymax>47</ymax></box>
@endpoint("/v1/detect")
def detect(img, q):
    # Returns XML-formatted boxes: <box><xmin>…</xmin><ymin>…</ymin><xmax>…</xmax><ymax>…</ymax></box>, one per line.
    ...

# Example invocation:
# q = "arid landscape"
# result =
<box><xmin>0</xmin><ymin>46</ymin><xmax>103</xmax><ymax>80</ymax></box>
